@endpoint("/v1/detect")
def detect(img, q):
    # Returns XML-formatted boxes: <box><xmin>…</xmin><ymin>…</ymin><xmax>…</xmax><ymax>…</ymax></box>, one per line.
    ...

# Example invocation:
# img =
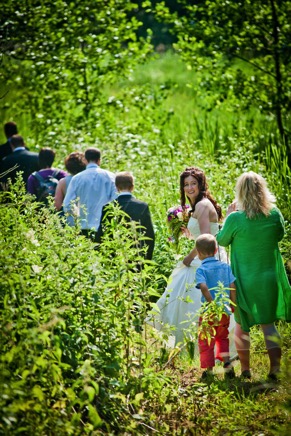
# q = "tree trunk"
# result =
<box><xmin>269</xmin><ymin>0</ymin><xmax>289</xmax><ymax>159</ymax></box>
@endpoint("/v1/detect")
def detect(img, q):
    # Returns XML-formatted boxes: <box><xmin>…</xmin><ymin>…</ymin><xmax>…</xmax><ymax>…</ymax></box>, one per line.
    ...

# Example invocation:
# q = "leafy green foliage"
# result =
<box><xmin>0</xmin><ymin>15</ymin><xmax>290</xmax><ymax>432</ymax></box>
<box><xmin>152</xmin><ymin>0</ymin><xmax>291</xmax><ymax>158</ymax></box>
<box><xmin>0</xmin><ymin>182</ymin><xmax>166</xmax><ymax>433</ymax></box>
<box><xmin>1</xmin><ymin>0</ymin><xmax>152</xmax><ymax>127</ymax></box>
<box><xmin>1</xmin><ymin>162</ymin><xmax>290</xmax><ymax>433</ymax></box>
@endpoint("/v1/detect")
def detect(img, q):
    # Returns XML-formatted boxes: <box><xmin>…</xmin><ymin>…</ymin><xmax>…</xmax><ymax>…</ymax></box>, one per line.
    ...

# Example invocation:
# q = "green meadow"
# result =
<box><xmin>1</xmin><ymin>41</ymin><xmax>291</xmax><ymax>436</ymax></box>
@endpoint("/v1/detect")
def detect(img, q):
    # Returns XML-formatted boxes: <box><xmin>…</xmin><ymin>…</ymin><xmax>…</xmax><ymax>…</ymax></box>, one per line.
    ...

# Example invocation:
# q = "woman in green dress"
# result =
<box><xmin>216</xmin><ymin>171</ymin><xmax>291</xmax><ymax>380</ymax></box>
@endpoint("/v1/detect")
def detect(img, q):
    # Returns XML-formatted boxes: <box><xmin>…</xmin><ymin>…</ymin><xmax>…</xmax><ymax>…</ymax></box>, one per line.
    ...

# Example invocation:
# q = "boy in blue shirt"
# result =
<box><xmin>195</xmin><ymin>233</ymin><xmax>236</xmax><ymax>379</ymax></box>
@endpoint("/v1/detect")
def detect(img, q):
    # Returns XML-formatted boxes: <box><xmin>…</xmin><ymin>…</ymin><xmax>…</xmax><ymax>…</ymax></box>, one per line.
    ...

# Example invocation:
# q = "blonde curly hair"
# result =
<box><xmin>235</xmin><ymin>171</ymin><xmax>276</xmax><ymax>218</ymax></box>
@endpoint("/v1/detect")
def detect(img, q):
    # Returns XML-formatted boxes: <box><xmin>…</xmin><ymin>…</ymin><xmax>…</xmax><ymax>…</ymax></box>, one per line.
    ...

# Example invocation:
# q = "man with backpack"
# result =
<box><xmin>27</xmin><ymin>148</ymin><xmax>67</xmax><ymax>204</ymax></box>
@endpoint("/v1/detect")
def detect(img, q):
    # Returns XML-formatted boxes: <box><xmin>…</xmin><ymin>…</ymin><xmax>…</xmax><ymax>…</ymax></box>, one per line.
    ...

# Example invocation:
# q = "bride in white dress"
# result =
<box><xmin>150</xmin><ymin>167</ymin><xmax>235</xmax><ymax>354</ymax></box>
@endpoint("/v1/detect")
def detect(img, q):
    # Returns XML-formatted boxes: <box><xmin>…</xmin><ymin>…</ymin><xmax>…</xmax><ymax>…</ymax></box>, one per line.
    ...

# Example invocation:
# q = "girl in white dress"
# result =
<box><xmin>151</xmin><ymin>167</ymin><xmax>234</xmax><ymax>351</ymax></box>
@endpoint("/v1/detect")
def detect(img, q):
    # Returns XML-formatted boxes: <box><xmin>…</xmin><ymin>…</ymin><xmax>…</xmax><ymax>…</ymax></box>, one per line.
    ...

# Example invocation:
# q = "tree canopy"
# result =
<box><xmin>152</xmin><ymin>0</ymin><xmax>291</xmax><ymax>160</ymax></box>
<box><xmin>1</xmin><ymin>0</ymin><xmax>152</xmax><ymax>123</ymax></box>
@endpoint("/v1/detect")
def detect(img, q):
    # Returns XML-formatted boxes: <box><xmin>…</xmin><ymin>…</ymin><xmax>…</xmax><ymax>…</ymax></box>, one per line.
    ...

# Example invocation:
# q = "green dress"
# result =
<box><xmin>216</xmin><ymin>208</ymin><xmax>291</xmax><ymax>332</ymax></box>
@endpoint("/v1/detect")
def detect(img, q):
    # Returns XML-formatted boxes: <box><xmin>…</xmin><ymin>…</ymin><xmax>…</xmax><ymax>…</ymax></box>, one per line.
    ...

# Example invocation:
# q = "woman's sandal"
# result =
<box><xmin>240</xmin><ymin>370</ymin><xmax>251</xmax><ymax>380</ymax></box>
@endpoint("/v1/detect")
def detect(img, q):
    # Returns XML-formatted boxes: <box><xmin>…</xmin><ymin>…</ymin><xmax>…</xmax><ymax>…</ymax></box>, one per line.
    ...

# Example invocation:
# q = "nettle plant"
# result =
<box><xmin>0</xmin><ymin>180</ymin><xmax>168</xmax><ymax>433</ymax></box>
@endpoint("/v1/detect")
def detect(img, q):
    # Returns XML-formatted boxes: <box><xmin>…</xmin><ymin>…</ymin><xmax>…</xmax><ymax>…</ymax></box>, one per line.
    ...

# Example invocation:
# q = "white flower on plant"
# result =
<box><xmin>25</xmin><ymin>229</ymin><xmax>34</xmax><ymax>239</ymax></box>
<box><xmin>25</xmin><ymin>230</ymin><xmax>40</xmax><ymax>246</ymax></box>
<box><xmin>32</xmin><ymin>265</ymin><xmax>43</xmax><ymax>274</ymax></box>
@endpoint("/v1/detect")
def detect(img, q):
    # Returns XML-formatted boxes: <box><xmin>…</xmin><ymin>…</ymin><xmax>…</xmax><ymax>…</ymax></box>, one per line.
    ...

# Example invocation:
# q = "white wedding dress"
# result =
<box><xmin>149</xmin><ymin>217</ymin><xmax>236</xmax><ymax>355</ymax></box>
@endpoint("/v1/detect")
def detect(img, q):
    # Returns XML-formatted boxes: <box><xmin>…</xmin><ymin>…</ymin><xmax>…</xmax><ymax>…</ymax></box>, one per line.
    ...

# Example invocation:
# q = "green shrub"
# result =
<box><xmin>0</xmin><ymin>182</ymin><xmax>167</xmax><ymax>433</ymax></box>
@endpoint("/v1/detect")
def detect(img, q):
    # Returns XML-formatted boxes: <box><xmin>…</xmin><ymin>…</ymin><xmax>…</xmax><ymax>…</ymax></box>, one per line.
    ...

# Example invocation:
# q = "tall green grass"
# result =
<box><xmin>1</xmin><ymin>179</ymin><xmax>290</xmax><ymax>435</ymax></box>
<box><xmin>0</xmin><ymin>50</ymin><xmax>290</xmax><ymax>434</ymax></box>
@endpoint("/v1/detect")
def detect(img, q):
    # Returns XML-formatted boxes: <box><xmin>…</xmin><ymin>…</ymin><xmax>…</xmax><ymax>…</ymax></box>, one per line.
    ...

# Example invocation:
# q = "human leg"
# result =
<box><xmin>215</xmin><ymin>314</ymin><xmax>230</xmax><ymax>364</ymax></box>
<box><xmin>215</xmin><ymin>314</ymin><xmax>235</xmax><ymax>378</ymax></box>
<box><xmin>234</xmin><ymin>322</ymin><xmax>251</xmax><ymax>375</ymax></box>
<box><xmin>198</xmin><ymin>318</ymin><xmax>215</xmax><ymax>372</ymax></box>
<box><xmin>261</xmin><ymin>323</ymin><xmax>282</xmax><ymax>377</ymax></box>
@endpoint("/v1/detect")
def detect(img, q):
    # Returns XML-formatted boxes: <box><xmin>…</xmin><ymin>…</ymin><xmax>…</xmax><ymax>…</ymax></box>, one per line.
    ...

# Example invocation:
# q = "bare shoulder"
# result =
<box><xmin>58</xmin><ymin>177</ymin><xmax>66</xmax><ymax>186</ymax></box>
<box><xmin>57</xmin><ymin>177</ymin><xmax>67</xmax><ymax>193</ymax></box>
<box><xmin>196</xmin><ymin>198</ymin><xmax>213</xmax><ymax>211</ymax></box>
<box><xmin>194</xmin><ymin>198</ymin><xmax>217</xmax><ymax>221</ymax></box>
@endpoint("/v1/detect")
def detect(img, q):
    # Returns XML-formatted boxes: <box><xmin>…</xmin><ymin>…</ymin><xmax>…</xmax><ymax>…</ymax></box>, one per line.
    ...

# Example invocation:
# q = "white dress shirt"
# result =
<box><xmin>63</xmin><ymin>163</ymin><xmax>117</xmax><ymax>230</ymax></box>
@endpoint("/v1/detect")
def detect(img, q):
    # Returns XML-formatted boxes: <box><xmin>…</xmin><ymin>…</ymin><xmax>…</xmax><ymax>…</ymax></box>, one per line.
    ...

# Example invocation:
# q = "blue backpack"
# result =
<box><xmin>32</xmin><ymin>170</ymin><xmax>60</xmax><ymax>204</ymax></box>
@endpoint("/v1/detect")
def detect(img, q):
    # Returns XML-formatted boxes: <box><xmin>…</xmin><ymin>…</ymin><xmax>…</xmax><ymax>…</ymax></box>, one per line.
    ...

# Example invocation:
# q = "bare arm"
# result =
<box><xmin>200</xmin><ymin>283</ymin><xmax>213</xmax><ymax>303</ymax></box>
<box><xmin>183</xmin><ymin>200</ymin><xmax>212</xmax><ymax>266</ymax></box>
<box><xmin>183</xmin><ymin>246</ymin><xmax>197</xmax><ymax>266</ymax></box>
<box><xmin>226</xmin><ymin>201</ymin><xmax>237</xmax><ymax>216</ymax></box>
<box><xmin>54</xmin><ymin>178</ymin><xmax>66</xmax><ymax>210</ymax></box>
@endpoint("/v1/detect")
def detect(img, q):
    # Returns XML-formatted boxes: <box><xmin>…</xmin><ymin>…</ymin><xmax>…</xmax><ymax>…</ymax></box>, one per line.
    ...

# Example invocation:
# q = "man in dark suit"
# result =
<box><xmin>0</xmin><ymin>122</ymin><xmax>18</xmax><ymax>161</ymax></box>
<box><xmin>0</xmin><ymin>134</ymin><xmax>39</xmax><ymax>189</ymax></box>
<box><xmin>96</xmin><ymin>171</ymin><xmax>155</xmax><ymax>261</ymax></box>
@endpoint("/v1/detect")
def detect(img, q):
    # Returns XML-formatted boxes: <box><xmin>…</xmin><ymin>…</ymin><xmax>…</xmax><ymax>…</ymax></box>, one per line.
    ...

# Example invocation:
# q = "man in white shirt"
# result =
<box><xmin>63</xmin><ymin>147</ymin><xmax>116</xmax><ymax>241</ymax></box>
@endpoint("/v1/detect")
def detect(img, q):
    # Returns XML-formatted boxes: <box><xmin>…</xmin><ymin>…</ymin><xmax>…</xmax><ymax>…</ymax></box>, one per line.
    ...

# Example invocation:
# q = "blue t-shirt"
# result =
<box><xmin>195</xmin><ymin>257</ymin><xmax>236</xmax><ymax>314</ymax></box>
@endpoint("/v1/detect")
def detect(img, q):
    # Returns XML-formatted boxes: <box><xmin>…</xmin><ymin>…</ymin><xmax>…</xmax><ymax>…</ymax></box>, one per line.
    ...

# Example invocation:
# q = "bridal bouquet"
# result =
<box><xmin>167</xmin><ymin>204</ymin><xmax>190</xmax><ymax>248</ymax></box>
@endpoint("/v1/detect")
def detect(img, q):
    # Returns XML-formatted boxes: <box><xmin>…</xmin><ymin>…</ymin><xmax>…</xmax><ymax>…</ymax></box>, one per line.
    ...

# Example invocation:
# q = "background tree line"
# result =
<box><xmin>1</xmin><ymin>0</ymin><xmax>290</xmax><ymax>164</ymax></box>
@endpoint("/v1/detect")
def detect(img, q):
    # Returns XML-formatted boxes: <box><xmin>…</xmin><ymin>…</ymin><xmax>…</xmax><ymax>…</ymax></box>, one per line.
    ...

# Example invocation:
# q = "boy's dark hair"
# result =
<box><xmin>85</xmin><ymin>148</ymin><xmax>101</xmax><ymax>163</ymax></box>
<box><xmin>196</xmin><ymin>233</ymin><xmax>217</xmax><ymax>256</ymax></box>
<box><xmin>39</xmin><ymin>148</ymin><xmax>56</xmax><ymax>168</ymax></box>
<box><xmin>4</xmin><ymin>122</ymin><xmax>18</xmax><ymax>138</ymax></box>
<box><xmin>115</xmin><ymin>171</ymin><xmax>134</xmax><ymax>191</ymax></box>
<box><xmin>10</xmin><ymin>134</ymin><xmax>25</xmax><ymax>149</ymax></box>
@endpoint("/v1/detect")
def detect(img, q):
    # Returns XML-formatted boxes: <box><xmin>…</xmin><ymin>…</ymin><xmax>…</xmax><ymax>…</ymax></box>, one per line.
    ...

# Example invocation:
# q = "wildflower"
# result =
<box><xmin>25</xmin><ymin>230</ymin><xmax>40</xmax><ymax>246</ymax></box>
<box><xmin>32</xmin><ymin>265</ymin><xmax>43</xmax><ymax>274</ymax></box>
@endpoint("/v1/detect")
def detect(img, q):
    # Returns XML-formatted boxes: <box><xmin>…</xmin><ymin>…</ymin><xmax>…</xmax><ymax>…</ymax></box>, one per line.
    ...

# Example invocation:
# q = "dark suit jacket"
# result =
<box><xmin>0</xmin><ymin>141</ymin><xmax>12</xmax><ymax>161</ymax></box>
<box><xmin>96</xmin><ymin>194</ymin><xmax>155</xmax><ymax>260</ymax></box>
<box><xmin>0</xmin><ymin>149</ymin><xmax>39</xmax><ymax>186</ymax></box>
<box><xmin>0</xmin><ymin>141</ymin><xmax>30</xmax><ymax>162</ymax></box>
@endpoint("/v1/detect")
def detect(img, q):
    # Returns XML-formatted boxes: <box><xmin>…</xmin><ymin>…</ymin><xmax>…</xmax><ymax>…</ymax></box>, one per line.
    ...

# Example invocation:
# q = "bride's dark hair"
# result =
<box><xmin>179</xmin><ymin>167</ymin><xmax>222</xmax><ymax>220</ymax></box>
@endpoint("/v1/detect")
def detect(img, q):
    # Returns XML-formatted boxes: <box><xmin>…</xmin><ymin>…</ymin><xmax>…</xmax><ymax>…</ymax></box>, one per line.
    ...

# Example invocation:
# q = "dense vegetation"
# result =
<box><xmin>153</xmin><ymin>0</ymin><xmax>291</xmax><ymax>158</ymax></box>
<box><xmin>1</xmin><ymin>1</ymin><xmax>291</xmax><ymax>434</ymax></box>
